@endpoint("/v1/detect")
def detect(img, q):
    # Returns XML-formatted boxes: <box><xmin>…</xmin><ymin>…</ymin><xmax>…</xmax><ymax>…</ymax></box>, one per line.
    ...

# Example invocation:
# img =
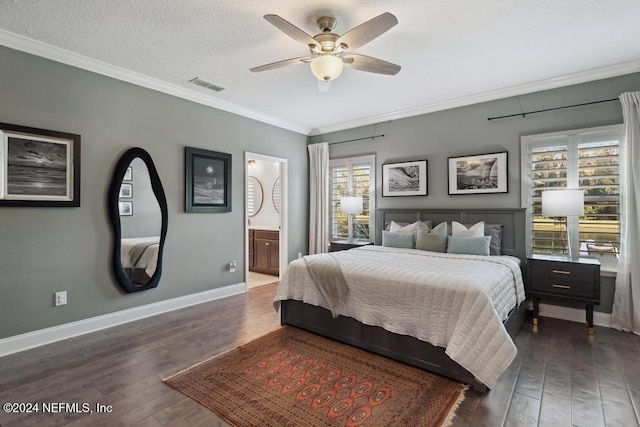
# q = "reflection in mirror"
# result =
<box><xmin>247</xmin><ymin>176</ymin><xmax>263</xmax><ymax>217</ymax></box>
<box><xmin>108</xmin><ymin>148</ymin><xmax>168</xmax><ymax>293</ymax></box>
<box><xmin>272</xmin><ymin>177</ymin><xmax>281</xmax><ymax>213</ymax></box>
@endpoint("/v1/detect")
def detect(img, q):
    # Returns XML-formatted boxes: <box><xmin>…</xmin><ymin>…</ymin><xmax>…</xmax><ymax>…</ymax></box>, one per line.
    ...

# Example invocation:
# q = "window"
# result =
<box><xmin>330</xmin><ymin>155</ymin><xmax>375</xmax><ymax>242</ymax></box>
<box><xmin>521</xmin><ymin>125</ymin><xmax>622</xmax><ymax>267</ymax></box>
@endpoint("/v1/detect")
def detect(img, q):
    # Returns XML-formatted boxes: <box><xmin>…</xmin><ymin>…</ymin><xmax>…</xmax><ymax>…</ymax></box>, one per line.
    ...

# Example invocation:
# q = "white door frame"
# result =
<box><xmin>245</xmin><ymin>152</ymin><xmax>288</xmax><ymax>291</ymax></box>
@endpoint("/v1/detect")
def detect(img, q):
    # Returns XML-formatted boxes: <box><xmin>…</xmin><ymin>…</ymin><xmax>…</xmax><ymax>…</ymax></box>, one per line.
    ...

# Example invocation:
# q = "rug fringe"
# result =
<box><xmin>441</xmin><ymin>384</ymin><xmax>469</xmax><ymax>427</ymax></box>
<box><xmin>162</xmin><ymin>328</ymin><xmax>283</xmax><ymax>381</ymax></box>
<box><xmin>162</xmin><ymin>345</ymin><xmax>242</xmax><ymax>381</ymax></box>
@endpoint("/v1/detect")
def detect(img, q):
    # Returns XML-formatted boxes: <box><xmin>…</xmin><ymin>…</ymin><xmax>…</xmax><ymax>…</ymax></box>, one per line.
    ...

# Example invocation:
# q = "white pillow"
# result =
<box><xmin>451</xmin><ymin>221</ymin><xmax>485</xmax><ymax>237</ymax></box>
<box><xmin>389</xmin><ymin>220</ymin><xmax>430</xmax><ymax>234</ymax></box>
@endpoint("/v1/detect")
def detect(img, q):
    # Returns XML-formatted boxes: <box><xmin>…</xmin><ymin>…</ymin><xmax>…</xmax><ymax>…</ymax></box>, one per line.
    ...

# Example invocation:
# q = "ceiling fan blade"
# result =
<box><xmin>343</xmin><ymin>54</ymin><xmax>401</xmax><ymax>75</ymax></box>
<box><xmin>250</xmin><ymin>57</ymin><xmax>312</xmax><ymax>73</ymax></box>
<box><xmin>263</xmin><ymin>14</ymin><xmax>319</xmax><ymax>49</ymax></box>
<box><xmin>336</xmin><ymin>12</ymin><xmax>398</xmax><ymax>51</ymax></box>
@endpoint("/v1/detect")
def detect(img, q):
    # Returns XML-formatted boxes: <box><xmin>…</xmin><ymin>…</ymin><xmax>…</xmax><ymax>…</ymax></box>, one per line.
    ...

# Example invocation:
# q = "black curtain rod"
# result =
<box><xmin>328</xmin><ymin>134</ymin><xmax>385</xmax><ymax>145</ymax></box>
<box><xmin>487</xmin><ymin>98</ymin><xmax>619</xmax><ymax>121</ymax></box>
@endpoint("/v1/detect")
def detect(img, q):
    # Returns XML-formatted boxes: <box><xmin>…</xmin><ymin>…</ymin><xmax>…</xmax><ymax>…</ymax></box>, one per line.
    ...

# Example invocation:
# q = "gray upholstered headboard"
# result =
<box><xmin>375</xmin><ymin>208</ymin><xmax>527</xmax><ymax>265</ymax></box>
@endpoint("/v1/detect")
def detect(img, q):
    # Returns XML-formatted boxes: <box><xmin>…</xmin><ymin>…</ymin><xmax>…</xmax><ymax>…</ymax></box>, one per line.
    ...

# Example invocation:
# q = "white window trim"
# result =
<box><xmin>521</xmin><ymin>123</ymin><xmax>623</xmax><ymax>272</ymax></box>
<box><xmin>329</xmin><ymin>154</ymin><xmax>376</xmax><ymax>243</ymax></box>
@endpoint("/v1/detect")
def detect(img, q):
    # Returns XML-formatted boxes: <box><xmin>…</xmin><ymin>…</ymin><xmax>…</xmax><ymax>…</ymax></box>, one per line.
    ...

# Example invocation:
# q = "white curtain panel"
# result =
<box><xmin>612</xmin><ymin>92</ymin><xmax>640</xmax><ymax>333</ymax></box>
<box><xmin>308</xmin><ymin>142</ymin><xmax>330</xmax><ymax>254</ymax></box>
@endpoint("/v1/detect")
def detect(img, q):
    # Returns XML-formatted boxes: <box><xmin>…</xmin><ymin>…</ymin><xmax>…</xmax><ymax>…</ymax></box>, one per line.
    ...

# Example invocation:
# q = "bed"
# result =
<box><xmin>120</xmin><ymin>236</ymin><xmax>160</xmax><ymax>284</ymax></box>
<box><xmin>274</xmin><ymin>208</ymin><xmax>527</xmax><ymax>392</ymax></box>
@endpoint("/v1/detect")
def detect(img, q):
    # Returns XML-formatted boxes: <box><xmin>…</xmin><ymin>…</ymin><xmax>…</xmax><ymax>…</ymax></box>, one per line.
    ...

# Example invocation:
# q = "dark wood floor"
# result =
<box><xmin>1</xmin><ymin>283</ymin><xmax>640</xmax><ymax>427</ymax></box>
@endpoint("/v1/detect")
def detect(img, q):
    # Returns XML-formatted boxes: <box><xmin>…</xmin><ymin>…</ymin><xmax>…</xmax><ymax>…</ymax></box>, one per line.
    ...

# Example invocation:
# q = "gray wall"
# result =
<box><xmin>311</xmin><ymin>72</ymin><xmax>640</xmax><ymax>313</ymax></box>
<box><xmin>120</xmin><ymin>158</ymin><xmax>161</xmax><ymax>238</ymax></box>
<box><xmin>0</xmin><ymin>46</ymin><xmax>308</xmax><ymax>339</ymax></box>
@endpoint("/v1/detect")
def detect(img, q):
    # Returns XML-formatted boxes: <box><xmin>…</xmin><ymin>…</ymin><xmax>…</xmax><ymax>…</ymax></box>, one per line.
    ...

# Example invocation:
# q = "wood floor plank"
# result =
<box><xmin>3</xmin><ymin>282</ymin><xmax>640</xmax><ymax>427</ymax></box>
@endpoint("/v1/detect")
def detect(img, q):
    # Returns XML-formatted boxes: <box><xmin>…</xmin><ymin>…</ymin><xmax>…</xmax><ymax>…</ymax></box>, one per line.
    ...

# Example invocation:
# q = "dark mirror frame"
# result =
<box><xmin>108</xmin><ymin>147</ymin><xmax>168</xmax><ymax>293</ymax></box>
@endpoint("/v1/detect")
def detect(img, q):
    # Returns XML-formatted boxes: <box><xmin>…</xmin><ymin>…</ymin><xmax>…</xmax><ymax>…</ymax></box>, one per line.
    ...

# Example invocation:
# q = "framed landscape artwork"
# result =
<box><xmin>0</xmin><ymin>123</ymin><xmax>80</xmax><ymax>207</ymax></box>
<box><xmin>448</xmin><ymin>151</ymin><xmax>508</xmax><ymax>195</ymax></box>
<box><xmin>185</xmin><ymin>146</ymin><xmax>231</xmax><ymax>213</ymax></box>
<box><xmin>119</xmin><ymin>201</ymin><xmax>133</xmax><ymax>216</ymax></box>
<box><xmin>382</xmin><ymin>159</ymin><xmax>428</xmax><ymax>197</ymax></box>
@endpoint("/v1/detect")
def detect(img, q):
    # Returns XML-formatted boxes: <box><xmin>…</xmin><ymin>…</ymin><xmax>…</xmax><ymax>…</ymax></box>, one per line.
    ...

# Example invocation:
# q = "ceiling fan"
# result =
<box><xmin>250</xmin><ymin>12</ymin><xmax>401</xmax><ymax>83</ymax></box>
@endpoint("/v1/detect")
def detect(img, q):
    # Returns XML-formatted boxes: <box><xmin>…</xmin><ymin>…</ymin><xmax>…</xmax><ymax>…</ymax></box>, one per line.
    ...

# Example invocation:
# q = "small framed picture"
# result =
<box><xmin>185</xmin><ymin>146</ymin><xmax>231</xmax><ymax>213</ymax></box>
<box><xmin>118</xmin><ymin>201</ymin><xmax>133</xmax><ymax>216</ymax></box>
<box><xmin>119</xmin><ymin>183</ymin><xmax>133</xmax><ymax>198</ymax></box>
<box><xmin>382</xmin><ymin>159</ymin><xmax>428</xmax><ymax>197</ymax></box>
<box><xmin>0</xmin><ymin>123</ymin><xmax>81</xmax><ymax>207</ymax></box>
<box><xmin>448</xmin><ymin>151</ymin><xmax>508</xmax><ymax>195</ymax></box>
<box><xmin>123</xmin><ymin>166</ymin><xmax>133</xmax><ymax>181</ymax></box>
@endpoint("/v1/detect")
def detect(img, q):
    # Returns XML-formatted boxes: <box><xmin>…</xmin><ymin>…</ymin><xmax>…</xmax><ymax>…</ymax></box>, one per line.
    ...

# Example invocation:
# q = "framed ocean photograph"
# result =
<box><xmin>382</xmin><ymin>159</ymin><xmax>428</xmax><ymax>197</ymax></box>
<box><xmin>185</xmin><ymin>146</ymin><xmax>231</xmax><ymax>212</ymax></box>
<box><xmin>447</xmin><ymin>151</ymin><xmax>508</xmax><ymax>195</ymax></box>
<box><xmin>0</xmin><ymin>123</ymin><xmax>80</xmax><ymax>207</ymax></box>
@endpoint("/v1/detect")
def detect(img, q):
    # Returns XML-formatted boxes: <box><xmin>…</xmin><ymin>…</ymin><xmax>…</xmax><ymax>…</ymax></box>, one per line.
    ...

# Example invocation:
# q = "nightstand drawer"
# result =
<box><xmin>529</xmin><ymin>259</ymin><xmax>594</xmax><ymax>281</ymax></box>
<box><xmin>529</xmin><ymin>274</ymin><xmax>597</xmax><ymax>299</ymax></box>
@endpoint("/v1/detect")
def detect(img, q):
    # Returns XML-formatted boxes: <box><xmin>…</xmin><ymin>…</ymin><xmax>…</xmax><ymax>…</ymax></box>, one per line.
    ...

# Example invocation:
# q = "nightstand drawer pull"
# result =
<box><xmin>552</xmin><ymin>269</ymin><xmax>571</xmax><ymax>275</ymax></box>
<box><xmin>552</xmin><ymin>284</ymin><xmax>571</xmax><ymax>289</ymax></box>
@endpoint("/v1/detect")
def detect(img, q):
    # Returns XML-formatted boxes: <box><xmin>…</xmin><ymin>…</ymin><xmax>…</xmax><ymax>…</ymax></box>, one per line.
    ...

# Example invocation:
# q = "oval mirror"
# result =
<box><xmin>108</xmin><ymin>147</ymin><xmax>168</xmax><ymax>293</ymax></box>
<box><xmin>247</xmin><ymin>176</ymin><xmax>263</xmax><ymax>217</ymax></box>
<box><xmin>272</xmin><ymin>177</ymin><xmax>281</xmax><ymax>213</ymax></box>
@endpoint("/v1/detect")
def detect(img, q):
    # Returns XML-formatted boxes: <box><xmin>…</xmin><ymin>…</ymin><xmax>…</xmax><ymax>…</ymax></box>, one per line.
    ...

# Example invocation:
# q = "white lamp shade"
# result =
<box><xmin>310</xmin><ymin>55</ymin><xmax>344</xmax><ymax>81</ymax></box>
<box><xmin>340</xmin><ymin>196</ymin><xmax>363</xmax><ymax>215</ymax></box>
<box><xmin>541</xmin><ymin>189</ymin><xmax>584</xmax><ymax>217</ymax></box>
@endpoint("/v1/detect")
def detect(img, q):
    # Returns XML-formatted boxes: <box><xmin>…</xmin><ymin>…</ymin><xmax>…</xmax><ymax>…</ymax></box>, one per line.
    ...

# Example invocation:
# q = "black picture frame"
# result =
<box><xmin>118</xmin><ymin>201</ymin><xmax>133</xmax><ymax>216</ymax></box>
<box><xmin>0</xmin><ymin>122</ymin><xmax>80</xmax><ymax>207</ymax></box>
<box><xmin>382</xmin><ymin>159</ymin><xmax>428</xmax><ymax>197</ymax></box>
<box><xmin>447</xmin><ymin>151</ymin><xmax>508</xmax><ymax>195</ymax></box>
<box><xmin>185</xmin><ymin>146</ymin><xmax>231</xmax><ymax>213</ymax></box>
<box><xmin>119</xmin><ymin>183</ymin><xmax>133</xmax><ymax>198</ymax></box>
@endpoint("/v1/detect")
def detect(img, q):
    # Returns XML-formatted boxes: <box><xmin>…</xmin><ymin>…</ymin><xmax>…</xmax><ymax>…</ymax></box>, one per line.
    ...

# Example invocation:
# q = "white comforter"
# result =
<box><xmin>274</xmin><ymin>245</ymin><xmax>526</xmax><ymax>389</ymax></box>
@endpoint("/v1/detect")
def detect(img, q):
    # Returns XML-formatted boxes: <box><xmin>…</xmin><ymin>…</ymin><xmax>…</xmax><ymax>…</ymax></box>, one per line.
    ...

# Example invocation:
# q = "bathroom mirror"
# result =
<box><xmin>247</xmin><ymin>176</ymin><xmax>263</xmax><ymax>217</ymax></box>
<box><xmin>272</xmin><ymin>177</ymin><xmax>281</xmax><ymax>213</ymax></box>
<box><xmin>108</xmin><ymin>147</ymin><xmax>168</xmax><ymax>293</ymax></box>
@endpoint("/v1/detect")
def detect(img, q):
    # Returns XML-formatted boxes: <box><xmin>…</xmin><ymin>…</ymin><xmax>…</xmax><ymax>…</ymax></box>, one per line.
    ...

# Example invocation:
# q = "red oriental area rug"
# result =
<box><xmin>163</xmin><ymin>327</ymin><xmax>466</xmax><ymax>427</ymax></box>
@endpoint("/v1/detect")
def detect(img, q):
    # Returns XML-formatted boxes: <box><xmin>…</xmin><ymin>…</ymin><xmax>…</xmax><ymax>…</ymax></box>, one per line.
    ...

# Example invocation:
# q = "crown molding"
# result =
<box><xmin>0</xmin><ymin>29</ymin><xmax>310</xmax><ymax>135</ymax></box>
<box><xmin>2</xmin><ymin>29</ymin><xmax>638</xmax><ymax>137</ymax></box>
<box><xmin>309</xmin><ymin>59</ymin><xmax>640</xmax><ymax>136</ymax></box>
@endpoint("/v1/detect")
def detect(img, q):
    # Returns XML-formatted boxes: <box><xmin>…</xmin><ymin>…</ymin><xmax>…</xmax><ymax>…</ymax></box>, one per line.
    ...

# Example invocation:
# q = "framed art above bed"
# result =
<box><xmin>448</xmin><ymin>151</ymin><xmax>508</xmax><ymax>195</ymax></box>
<box><xmin>382</xmin><ymin>159</ymin><xmax>428</xmax><ymax>197</ymax></box>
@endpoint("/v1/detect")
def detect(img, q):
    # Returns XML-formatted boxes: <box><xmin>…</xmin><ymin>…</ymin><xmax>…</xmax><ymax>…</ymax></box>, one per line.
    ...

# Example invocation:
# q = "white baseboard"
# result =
<box><xmin>536</xmin><ymin>302</ymin><xmax>612</xmax><ymax>328</ymax></box>
<box><xmin>0</xmin><ymin>283</ymin><xmax>246</xmax><ymax>357</ymax></box>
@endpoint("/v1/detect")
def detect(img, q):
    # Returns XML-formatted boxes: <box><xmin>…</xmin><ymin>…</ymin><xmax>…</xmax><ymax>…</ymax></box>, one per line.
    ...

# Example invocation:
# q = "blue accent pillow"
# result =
<box><xmin>447</xmin><ymin>236</ymin><xmax>491</xmax><ymax>256</ymax></box>
<box><xmin>382</xmin><ymin>231</ymin><xmax>415</xmax><ymax>249</ymax></box>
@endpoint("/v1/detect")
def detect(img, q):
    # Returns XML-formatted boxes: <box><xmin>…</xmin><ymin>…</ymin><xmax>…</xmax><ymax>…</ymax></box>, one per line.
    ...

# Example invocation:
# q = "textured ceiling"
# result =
<box><xmin>1</xmin><ymin>0</ymin><xmax>639</xmax><ymax>135</ymax></box>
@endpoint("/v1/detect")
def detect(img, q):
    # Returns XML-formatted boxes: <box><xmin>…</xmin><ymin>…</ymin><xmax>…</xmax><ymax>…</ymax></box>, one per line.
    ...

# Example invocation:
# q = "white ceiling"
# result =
<box><xmin>1</xmin><ymin>1</ymin><xmax>639</xmax><ymax>135</ymax></box>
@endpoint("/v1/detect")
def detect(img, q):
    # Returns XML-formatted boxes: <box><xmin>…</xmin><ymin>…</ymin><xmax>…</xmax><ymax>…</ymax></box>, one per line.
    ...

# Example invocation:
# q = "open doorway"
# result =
<box><xmin>245</xmin><ymin>152</ymin><xmax>287</xmax><ymax>289</ymax></box>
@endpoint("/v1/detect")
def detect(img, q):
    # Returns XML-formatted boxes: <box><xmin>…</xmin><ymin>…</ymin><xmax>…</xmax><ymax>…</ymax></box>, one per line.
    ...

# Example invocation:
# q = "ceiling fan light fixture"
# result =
<box><xmin>310</xmin><ymin>55</ymin><xmax>343</xmax><ymax>81</ymax></box>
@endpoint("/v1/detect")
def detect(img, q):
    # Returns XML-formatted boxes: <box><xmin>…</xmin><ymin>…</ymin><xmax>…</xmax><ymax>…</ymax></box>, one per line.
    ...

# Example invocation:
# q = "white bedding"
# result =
<box><xmin>120</xmin><ymin>236</ymin><xmax>160</xmax><ymax>277</ymax></box>
<box><xmin>274</xmin><ymin>245</ymin><xmax>525</xmax><ymax>389</ymax></box>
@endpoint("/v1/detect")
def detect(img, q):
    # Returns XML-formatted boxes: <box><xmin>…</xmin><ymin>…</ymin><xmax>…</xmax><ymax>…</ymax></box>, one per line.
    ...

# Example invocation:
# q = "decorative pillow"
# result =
<box><xmin>415</xmin><ymin>222</ymin><xmax>448</xmax><ymax>252</ymax></box>
<box><xmin>449</xmin><ymin>221</ymin><xmax>503</xmax><ymax>255</ymax></box>
<box><xmin>483</xmin><ymin>224</ymin><xmax>504</xmax><ymax>256</ymax></box>
<box><xmin>451</xmin><ymin>221</ymin><xmax>485</xmax><ymax>237</ymax></box>
<box><xmin>382</xmin><ymin>231</ymin><xmax>415</xmax><ymax>249</ymax></box>
<box><xmin>388</xmin><ymin>220</ymin><xmax>432</xmax><ymax>233</ymax></box>
<box><xmin>447</xmin><ymin>236</ymin><xmax>491</xmax><ymax>256</ymax></box>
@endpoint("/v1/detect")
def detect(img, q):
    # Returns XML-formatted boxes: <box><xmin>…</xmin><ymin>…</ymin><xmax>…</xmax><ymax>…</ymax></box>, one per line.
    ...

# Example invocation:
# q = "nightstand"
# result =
<box><xmin>329</xmin><ymin>240</ymin><xmax>372</xmax><ymax>252</ymax></box>
<box><xmin>526</xmin><ymin>254</ymin><xmax>600</xmax><ymax>334</ymax></box>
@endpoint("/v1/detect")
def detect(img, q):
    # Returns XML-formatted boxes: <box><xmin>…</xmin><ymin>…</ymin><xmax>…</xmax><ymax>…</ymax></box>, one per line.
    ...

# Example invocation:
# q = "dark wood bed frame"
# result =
<box><xmin>280</xmin><ymin>208</ymin><xmax>527</xmax><ymax>392</ymax></box>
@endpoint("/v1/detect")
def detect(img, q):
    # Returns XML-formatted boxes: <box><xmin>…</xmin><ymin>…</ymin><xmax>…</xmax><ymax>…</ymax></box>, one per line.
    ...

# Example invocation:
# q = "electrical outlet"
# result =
<box><xmin>229</xmin><ymin>261</ymin><xmax>236</xmax><ymax>273</ymax></box>
<box><xmin>298</xmin><ymin>252</ymin><xmax>302</xmax><ymax>259</ymax></box>
<box><xmin>55</xmin><ymin>291</ymin><xmax>67</xmax><ymax>306</ymax></box>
